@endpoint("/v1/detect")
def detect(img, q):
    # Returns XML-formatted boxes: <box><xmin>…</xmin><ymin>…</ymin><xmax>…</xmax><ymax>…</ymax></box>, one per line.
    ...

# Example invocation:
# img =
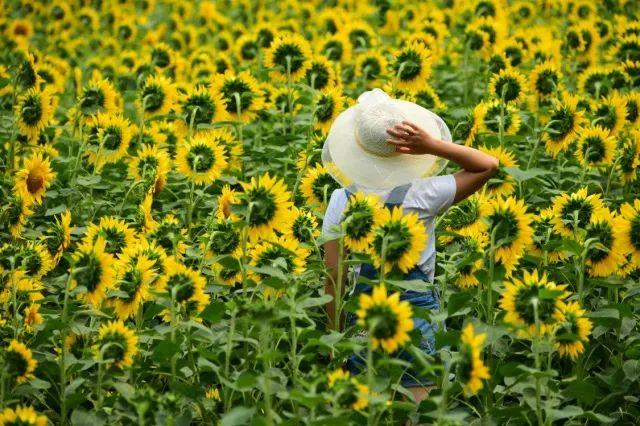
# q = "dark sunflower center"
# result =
<box><xmin>617</xmin><ymin>39</ymin><xmax>640</xmax><ymax>62</ymax></box>
<box><xmin>221</xmin><ymin>80</ymin><xmax>253</xmax><ymax>114</ymax></box>
<box><xmin>182</xmin><ymin>93</ymin><xmax>215</xmax><ymax>126</ymax></box>
<box><xmin>96</xmin><ymin>227</ymin><xmax>127</xmax><ymax>255</ymax></box>
<box><xmin>18</xmin><ymin>60</ymin><xmax>37</xmax><ymax>89</ymax></box>
<box><xmin>414</xmin><ymin>90</ymin><xmax>436</xmax><ymax>109</ymax></box>
<box><xmin>394</xmin><ymin>50</ymin><xmax>422</xmax><ymax>81</ymax></box>
<box><xmin>466</xmin><ymin>30</ymin><xmax>485</xmax><ymax>51</ymax></box>
<box><xmin>21</xmin><ymin>95</ymin><xmax>43</xmax><ymax>126</ymax></box>
<box><xmin>306</xmin><ymin>62</ymin><xmax>330</xmax><ymax>89</ymax></box>
<box><xmin>240</xmin><ymin>40</ymin><xmax>259</xmax><ymax>60</ymax></box>
<box><xmin>22</xmin><ymin>248</ymin><xmax>42</xmax><ymax>276</ymax></box>
<box><xmin>138</xmin><ymin>156</ymin><xmax>159</xmax><ymax>179</ymax></box>
<box><xmin>360</xmin><ymin>57</ymin><xmax>382</xmax><ymax>80</ymax></box>
<box><xmin>142</xmin><ymin>84</ymin><xmax>165</xmax><ymax>113</ymax></box>
<box><xmin>364</xmin><ymin>304</ymin><xmax>399</xmax><ymax>340</ymax></box>
<box><xmin>536</xmin><ymin>70</ymin><xmax>558</xmax><ymax>96</ymax></box>
<box><xmin>74</xmin><ymin>252</ymin><xmax>103</xmax><ymax>292</ymax></box>
<box><xmin>292</xmin><ymin>215</ymin><xmax>314</xmax><ymax>243</ymax></box>
<box><xmin>546</xmin><ymin>107</ymin><xmax>574</xmax><ymax>141</ymax></box>
<box><xmin>6</xmin><ymin>350</ymin><xmax>28</xmax><ymax>377</ymax></box>
<box><xmin>582</xmin><ymin>73</ymin><xmax>608</xmax><ymax>97</ymax></box>
<box><xmin>256</xmin><ymin>247</ymin><xmax>295</xmax><ymax>275</ymax></box>
<box><xmin>475</xmin><ymin>0</ymin><xmax>496</xmax><ymax>17</ymax></box>
<box><xmin>100</xmin><ymin>332</ymin><xmax>126</xmax><ymax>363</ymax></box>
<box><xmin>311</xmin><ymin>173</ymin><xmax>339</xmax><ymax>204</ymax></box>
<box><xmin>152</xmin><ymin>48</ymin><xmax>171</xmax><ymax>68</ymax></box>
<box><xmin>144</xmin><ymin>250</ymin><xmax>165</xmax><ymax>275</ymax></box>
<box><xmin>6</xmin><ymin>197</ymin><xmax>22</xmax><ymax>225</ymax></box>
<box><xmin>560</xmin><ymin>198</ymin><xmax>593</xmax><ymax>229</ymax></box>
<box><xmin>630</xmin><ymin>216</ymin><xmax>640</xmax><ymax>249</ymax></box>
<box><xmin>102</xmin><ymin>126</ymin><xmax>123</xmax><ymax>151</ymax></box>
<box><xmin>244</xmin><ymin>187</ymin><xmax>277</xmax><ymax>227</ymax></box>
<box><xmin>504</xmin><ymin>46</ymin><xmax>523</xmax><ymax>67</ymax></box>
<box><xmin>118</xmin><ymin>267</ymin><xmax>143</xmax><ymax>301</ymax></box>
<box><xmin>485</xmin><ymin>104</ymin><xmax>513</xmax><ymax>132</ymax></box>
<box><xmin>349</xmin><ymin>29</ymin><xmax>371</xmax><ymax>50</ymax></box>
<box><xmin>209</xmin><ymin>222</ymin><xmax>240</xmax><ymax>254</ymax></box>
<box><xmin>167</xmin><ymin>273</ymin><xmax>194</xmax><ymax>302</ymax></box>
<box><xmin>323</xmin><ymin>40</ymin><xmax>343</xmax><ymax>61</ymax></box>
<box><xmin>118</xmin><ymin>24</ymin><xmax>133</xmax><ymax>40</ymax></box>
<box><xmin>150</xmin><ymin>222</ymin><xmax>181</xmax><ymax>252</ymax></box>
<box><xmin>372</xmin><ymin>221</ymin><xmax>412</xmax><ymax>263</ymax></box>
<box><xmin>80</xmin><ymin>88</ymin><xmax>106</xmax><ymax>114</ymax></box>
<box><xmin>456</xmin><ymin>348</ymin><xmax>473</xmax><ymax>383</ymax></box>
<box><xmin>344</xmin><ymin>203</ymin><xmax>375</xmax><ymax>240</ymax></box>
<box><xmin>336</xmin><ymin>381</ymin><xmax>359</xmax><ymax>408</ymax></box>
<box><xmin>26</xmin><ymin>172</ymin><xmax>44</xmax><ymax>194</ymax></box>
<box><xmin>581</xmin><ymin>135</ymin><xmax>606</xmax><ymax>163</ymax></box>
<box><xmin>446</xmin><ymin>199</ymin><xmax>480</xmax><ymax>229</ymax></box>
<box><xmin>315</xmin><ymin>95</ymin><xmax>335</xmax><ymax>122</ymax></box>
<box><xmin>594</xmin><ymin>105</ymin><xmax>617</xmax><ymax>131</ymax></box>
<box><xmin>52</xmin><ymin>5</ymin><xmax>65</xmax><ymax>19</ymax></box>
<box><xmin>272</xmin><ymin>43</ymin><xmax>306</xmax><ymax>74</ymax></box>
<box><xmin>488</xmin><ymin>209</ymin><xmax>518</xmax><ymax>245</ymax></box>
<box><xmin>586</xmin><ymin>222</ymin><xmax>614</xmax><ymax>262</ymax></box>
<box><xmin>514</xmin><ymin>284</ymin><xmax>557</xmax><ymax>325</ymax></box>
<box><xmin>626</xmin><ymin>100</ymin><xmax>638</xmax><ymax>123</ymax></box>
<box><xmin>45</xmin><ymin>225</ymin><xmax>65</xmax><ymax>254</ymax></box>
<box><xmin>187</xmin><ymin>145</ymin><xmax>215</xmax><ymax>173</ymax></box>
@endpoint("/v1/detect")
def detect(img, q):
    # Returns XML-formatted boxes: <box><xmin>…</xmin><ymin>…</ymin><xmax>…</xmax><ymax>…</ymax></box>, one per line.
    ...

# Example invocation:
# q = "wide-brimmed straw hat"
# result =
<box><xmin>321</xmin><ymin>88</ymin><xmax>451</xmax><ymax>190</ymax></box>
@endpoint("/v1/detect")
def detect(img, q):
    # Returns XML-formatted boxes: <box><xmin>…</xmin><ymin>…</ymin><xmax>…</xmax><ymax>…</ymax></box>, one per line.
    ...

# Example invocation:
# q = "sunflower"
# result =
<box><xmin>318</xmin><ymin>32</ymin><xmax>352</xmax><ymax>64</ymax></box>
<box><xmin>270</xmin><ymin>86</ymin><xmax>302</xmax><ymax>115</ymax></box>
<box><xmin>370</xmin><ymin>206</ymin><xmax>427</xmax><ymax>274</ymax></box>
<box><xmin>264</xmin><ymin>33</ymin><xmax>312</xmax><ymax>82</ymax></box>
<box><xmin>584</xmin><ymin>208</ymin><xmax>625</xmax><ymax>277</ymax></box>
<box><xmin>439</xmin><ymin>194</ymin><xmax>490</xmax><ymax>244</ymax></box>
<box><xmin>541</xmin><ymin>93</ymin><xmax>584</xmax><ymax>157</ymax></box>
<box><xmin>6</xmin><ymin>19</ymin><xmax>33</xmax><ymax>42</ymax></box>
<box><xmin>138</xmin><ymin>74</ymin><xmax>178</xmax><ymax>117</ymax></box>
<box><xmin>391</xmin><ymin>42</ymin><xmax>432</xmax><ymax>91</ymax></box>
<box><xmin>128</xmin><ymin>144</ymin><xmax>171</xmax><ymax>194</ymax></box>
<box><xmin>479</xmin><ymin>146</ymin><xmax>517</xmax><ymax>196</ymax></box>
<box><xmin>212</xmin><ymin>250</ymin><xmax>243</xmax><ymax>286</ymax></box>
<box><xmin>23</xmin><ymin>303</ymin><xmax>43</xmax><ymax>332</ymax></box>
<box><xmin>0</xmin><ymin>270</ymin><xmax>43</xmax><ymax>305</ymax></box>
<box><xmin>284</xmin><ymin>207</ymin><xmax>320</xmax><ymax>244</ymax></box>
<box><xmin>617</xmin><ymin>132</ymin><xmax>640</xmax><ymax>183</ymax></box>
<box><xmin>110</xmin><ymin>254</ymin><xmax>155</xmax><ymax>320</ymax></box>
<box><xmin>4</xmin><ymin>340</ymin><xmax>37</xmax><ymax>384</ymax></box>
<box><xmin>612</xmin><ymin>34</ymin><xmax>640</xmax><ymax>63</ymax></box>
<box><xmin>337</xmin><ymin>192</ymin><xmax>383</xmax><ymax>252</ymax></box>
<box><xmin>550</xmin><ymin>187</ymin><xmax>606</xmax><ymax>238</ymax></box>
<box><xmin>455</xmin><ymin>232</ymin><xmax>489</xmax><ymax>289</ymax></box>
<box><xmin>485</xmin><ymin>196</ymin><xmax>534</xmax><ymax>273</ymax></box>
<box><xmin>121</xmin><ymin>239</ymin><xmax>168</xmax><ymax>291</ymax></box>
<box><xmin>457</xmin><ymin>324</ymin><xmax>490</xmax><ymax>395</ymax></box>
<box><xmin>250</xmin><ymin>234</ymin><xmax>309</xmax><ymax>289</ymax></box>
<box><xmin>622</xmin><ymin>60</ymin><xmax>640</xmax><ymax>88</ymax></box>
<box><xmin>528</xmin><ymin>208</ymin><xmax>568</xmax><ymax>264</ymax></box>
<box><xmin>84</xmin><ymin>216</ymin><xmax>136</xmax><ymax>258</ymax></box>
<box><xmin>300</xmin><ymin>163</ymin><xmax>341</xmax><ymax>211</ymax></box>
<box><xmin>71</xmin><ymin>237</ymin><xmax>115</xmax><ymax>307</ymax></box>
<box><xmin>200</xmin><ymin>128</ymin><xmax>242</xmax><ymax>172</ymax></box>
<box><xmin>578</xmin><ymin>66</ymin><xmax>611</xmax><ymax>99</ymax></box>
<box><xmin>86</xmin><ymin>113</ymin><xmax>133</xmax><ymax>170</ymax></box>
<box><xmin>210</xmin><ymin>70</ymin><xmax>265</xmax><ymax>123</ymax></box>
<box><xmin>530</xmin><ymin>61</ymin><xmax>561</xmax><ymax>100</ymax></box>
<box><xmin>235</xmin><ymin>33</ymin><xmax>260</xmax><ymax>62</ymax></box>
<box><xmin>625</xmin><ymin>92</ymin><xmax>640</xmax><ymax>127</ymax></box>
<box><xmin>464</xmin><ymin>26</ymin><xmax>491</xmax><ymax>52</ymax></box>
<box><xmin>355</xmin><ymin>283</ymin><xmax>414</xmax><ymax>353</ymax></box>
<box><xmin>575</xmin><ymin>125</ymin><xmax>616</xmax><ymax>168</ymax></box>
<box><xmin>474</xmin><ymin>99</ymin><xmax>521</xmax><ymax>136</ymax></box>
<box><xmin>151</xmin><ymin>121</ymin><xmax>180</xmax><ymax>159</ymax></box>
<box><xmin>554</xmin><ymin>301</ymin><xmax>592</xmax><ymax>361</ymax></box>
<box><xmin>500</xmin><ymin>269</ymin><xmax>567</xmax><ymax>338</ymax></box>
<box><xmin>408</xmin><ymin>84</ymin><xmax>446</xmax><ymax>111</ymax></box>
<box><xmin>176</xmin><ymin>132</ymin><xmax>227</xmax><ymax>185</ymax></box>
<box><xmin>489</xmin><ymin>68</ymin><xmax>528</xmax><ymax>104</ymax></box>
<box><xmin>590</xmin><ymin>94</ymin><xmax>627</xmax><ymax>136</ymax></box>
<box><xmin>175</xmin><ymin>84</ymin><xmax>227</xmax><ymax>136</ymax></box>
<box><xmin>77</xmin><ymin>76</ymin><xmax>118</xmax><ymax>120</ymax></box>
<box><xmin>0</xmin><ymin>406</ymin><xmax>47</xmax><ymax>426</ymax></box>
<box><xmin>146</xmin><ymin>214</ymin><xmax>189</xmax><ymax>256</ymax></box>
<box><xmin>94</xmin><ymin>320</ymin><xmax>138</xmax><ymax>369</ymax></box>
<box><xmin>161</xmin><ymin>258</ymin><xmax>209</xmax><ymax>320</ymax></box>
<box><xmin>3</xmin><ymin>193</ymin><xmax>33</xmax><ymax>238</ymax></box>
<box><xmin>14</xmin><ymin>153</ymin><xmax>55</xmax><ymax>207</ymax></box>
<box><xmin>16</xmin><ymin>53</ymin><xmax>41</xmax><ymax>91</ymax></box>
<box><xmin>355</xmin><ymin>51</ymin><xmax>388</xmax><ymax>85</ymax></box>
<box><xmin>41</xmin><ymin>210</ymin><xmax>72</xmax><ymax>262</ymax></box>
<box><xmin>314</xmin><ymin>86</ymin><xmax>344</xmax><ymax>132</ymax></box>
<box><xmin>149</xmin><ymin>42</ymin><xmax>176</xmax><ymax>69</ymax></box>
<box><xmin>36</xmin><ymin>62</ymin><xmax>65</xmax><ymax>94</ymax></box>
<box><xmin>15</xmin><ymin>87</ymin><xmax>55</xmax><ymax>142</ymax></box>
<box><xmin>235</xmin><ymin>174</ymin><xmax>294</xmax><ymax>239</ymax></box>
<box><xmin>327</xmin><ymin>369</ymin><xmax>370</xmax><ymax>411</ymax></box>
<box><xmin>616</xmin><ymin>200</ymin><xmax>640</xmax><ymax>268</ymax></box>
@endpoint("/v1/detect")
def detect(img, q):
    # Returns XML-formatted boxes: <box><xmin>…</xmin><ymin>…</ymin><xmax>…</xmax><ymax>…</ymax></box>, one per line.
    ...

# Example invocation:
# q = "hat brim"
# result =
<box><xmin>322</xmin><ymin>99</ymin><xmax>451</xmax><ymax>190</ymax></box>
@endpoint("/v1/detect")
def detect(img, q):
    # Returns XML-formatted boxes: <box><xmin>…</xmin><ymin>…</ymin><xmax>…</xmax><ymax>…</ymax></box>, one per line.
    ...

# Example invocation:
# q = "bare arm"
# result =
<box><xmin>324</xmin><ymin>239</ymin><xmax>339</xmax><ymax>330</ymax></box>
<box><xmin>386</xmin><ymin>120</ymin><xmax>499</xmax><ymax>204</ymax></box>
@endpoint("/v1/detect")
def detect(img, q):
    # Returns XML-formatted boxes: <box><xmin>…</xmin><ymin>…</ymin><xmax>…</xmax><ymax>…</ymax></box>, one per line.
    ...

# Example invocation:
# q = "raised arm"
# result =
<box><xmin>386</xmin><ymin>120</ymin><xmax>499</xmax><ymax>204</ymax></box>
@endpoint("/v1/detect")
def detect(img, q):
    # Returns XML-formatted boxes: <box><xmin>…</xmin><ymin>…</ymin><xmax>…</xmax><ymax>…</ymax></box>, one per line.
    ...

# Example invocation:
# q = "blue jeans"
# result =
<box><xmin>345</xmin><ymin>269</ymin><xmax>441</xmax><ymax>387</ymax></box>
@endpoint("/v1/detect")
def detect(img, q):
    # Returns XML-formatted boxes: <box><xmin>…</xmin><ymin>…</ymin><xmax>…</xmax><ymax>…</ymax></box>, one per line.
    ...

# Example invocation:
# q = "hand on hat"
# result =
<box><xmin>386</xmin><ymin>120</ymin><xmax>441</xmax><ymax>155</ymax></box>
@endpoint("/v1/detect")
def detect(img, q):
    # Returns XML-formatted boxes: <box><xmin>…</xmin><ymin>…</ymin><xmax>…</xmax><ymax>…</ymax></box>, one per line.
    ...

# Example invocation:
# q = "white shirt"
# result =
<box><xmin>321</xmin><ymin>174</ymin><xmax>457</xmax><ymax>282</ymax></box>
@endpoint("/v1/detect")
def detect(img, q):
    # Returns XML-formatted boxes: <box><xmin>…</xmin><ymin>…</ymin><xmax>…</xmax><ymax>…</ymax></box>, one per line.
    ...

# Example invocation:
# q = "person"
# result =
<box><xmin>321</xmin><ymin>89</ymin><xmax>498</xmax><ymax>404</ymax></box>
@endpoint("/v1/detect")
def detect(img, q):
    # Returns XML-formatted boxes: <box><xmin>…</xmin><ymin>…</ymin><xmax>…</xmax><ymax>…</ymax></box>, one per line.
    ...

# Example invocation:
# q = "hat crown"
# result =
<box><xmin>355</xmin><ymin>96</ymin><xmax>405</xmax><ymax>157</ymax></box>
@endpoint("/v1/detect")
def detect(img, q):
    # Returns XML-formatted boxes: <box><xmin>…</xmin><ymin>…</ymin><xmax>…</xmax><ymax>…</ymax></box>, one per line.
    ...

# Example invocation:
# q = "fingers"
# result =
<box><xmin>402</xmin><ymin>120</ymin><xmax>421</xmax><ymax>131</ymax></box>
<box><xmin>386</xmin><ymin>127</ymin><xmax>409</xmax><ymax>139</ymax></box>
<box><xmin>394</xmin><ymin>145</ymin><xmax>411</xmax><ymax>153</ymax></box>
<box><xmin>386</xmin><ymin>138</ymin><xmax>407</xmax><ymax>146</ymax></box>
<box><xmin>386</xmin><ymin>123</ymin><xmax>415</xmax><ymax>138</ymax></box>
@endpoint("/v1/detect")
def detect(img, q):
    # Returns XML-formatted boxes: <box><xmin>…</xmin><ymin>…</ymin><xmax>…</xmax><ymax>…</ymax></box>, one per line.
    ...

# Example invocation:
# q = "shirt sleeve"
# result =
<box><xmin>407</xmin><ymin>174</ymin><xmax>457</xmax><ymax>217</ymax></box>
<box><xmin>321</xmin><ymin>188</ymin><xmax>348</xmax><ymax>239</ymax></box>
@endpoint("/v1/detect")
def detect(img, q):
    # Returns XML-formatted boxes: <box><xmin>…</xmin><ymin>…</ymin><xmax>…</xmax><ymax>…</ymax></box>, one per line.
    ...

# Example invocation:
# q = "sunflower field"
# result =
<box><xmin>1</xmin><ymin>0</ymin><xmax>640</xmax><ymax>424</ymax></box>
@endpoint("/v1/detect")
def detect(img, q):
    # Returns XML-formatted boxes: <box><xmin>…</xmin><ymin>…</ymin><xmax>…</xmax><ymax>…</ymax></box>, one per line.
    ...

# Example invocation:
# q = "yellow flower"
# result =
<box><xmin>575</xmin><ymin>125</ymin><xmax>617</xmax><ymax>168</ymax></box>
<box><xmin>5</xmin><ymin>340</ymin><xmax>37</xmax><ymax>383</ymax></box>
<box><xmin>4</xmin><ymin>193</ymin><xmax>33</xmax><ymax>238</ymax></box>
<box><xmin>13</xmin><ymin>152</ymin><xmax>56</xmax><ymax>206</ymax></box>
<box><xmin>284</xmin><ymin>207</ymin><xmax>320</xmax><ymax>244</ymax></box>
<box><xmin>479</xmin><ymin>146</ymin><xmax>517</xmax><ymax>197</ymax></box>
<box><xmin>84</xmin><ymin>216</ymin><xmax>137</xmax><ymax>258</ymax></box>
<box><xmin>541</xmin><ymin>93</ymin><xmax>585</xmax><ymax>157</ymax></box>
<box><xmin>391</xmin><ymin>42</ymin><xmax>432</xmax><ymax>91</ymax></box>
<box><xmin>340</xmin><ymin>192</ymin><xmax>385</xmax><ymax>252</ymax></box>
<box><xmin>455</xmin><ymin>232</ymin><xmax>489</xmax><ymax>289</ymax></box>
<box><xmin>489</xmin><ymin>67</ymin><xmax>528</xmax><ymax>104</ymax></box>
<box><xmin>300</xmin><ymin>163</ymin><xmax>341</xmax><ymax>211</ymax></box>
<box><xmin>138</xmin><ymin>74</ymin><xmax>178</xmax><ymax>117</ymax></box>
<box><xmin>110</xmin><ymin>254</ymin><xmax>155</xmax><ymax>320</ymax></box>
<box><xmin>530</xmin><ymin>61</ymin><xmax>562</xmax><ymax>99</ymax></box>
<box><xmin>458</xmin><ymin>324</ymin><xmax>490</xmax><ymax>395</ymax></box>
<box><xmin>314</xmin><ymin>85</ymin><xmax>344</xmax><ymax>132</ymax></box>
<box><xmin>617</xmin><ymin>199</ymin><xmax>640</xmax><ymax>268</ymax></box>
<box><xmin>176</xmin><ymin>131</ymin><xmax>228</xmax><ymax>185</ymax></box>
<box><xmin>210</xmin><ymin>70</ymin><xmax>265</xmax><ymax>123</ymax></box>
<box><xmin>554</xmin><ymin>301</ymin><xmax>592</xmax><ymax>361</ymax></box>
<box><xmin>439</xmin><ymin>194</ymin><xmax>490</xmax><ymax>244</ymax></box>
<box><xmin>71</xmin><ymin>236</ymin><xmax>116</xmax><ymax>308</ymax></box>
<box><xmin>264</xmin><ymin>33</ymin><xmax>312</xmax><ymax>82</ymax></box>
<box><xmin>86</xmin><ymin>112</ymin><xmax>133</xmax><ymax>170</ymax></box>
<box><xmin>160</xmin><ymin>258</ymin><xmax>209</xmax><ymax>320</ymax></box>
<box><xmin>94</xmin><ymin>320</ymin><xmax>138</xmax><ymax>368</ymax></box>
<box><xmin>528</xmin><ymin>208</ymin><xmax>568</xmax><ymax>264</ymax></box>
<box><xmin>550</xmin><ymin>187</ymin><xmax>606</xmax><ymax>238</ymax></box>
<box><xmin>500</xmin><ymin>270</ymin><xmax>568</xmax><ymax>338</ymax></box>
<box><xmin>23</xmin><ymin>304</ymin><xmax>43</xmax><ymax>332</ymax></box>
<box><xmin>0</xmin><ymin>406</ymin><xmax>47</xmax><ymax>426</ymax></box>
<box><xmin>128</xmin><ymin>144</ymin><xmax>171</xmax><ymax>194</ymax></box>
<box><xmin>15</xmin><ymin>87</ymin><xmax>55</xmax><ymax>142</ymax></box>
<box><xmin>356</xmin><ymin>283</ymin><xmax>414</xmax><ymax>353</ymax></box>
<box><xmin>326</xmin><ymin>369</ymin><xmax>370</xmax><ymax>411</ymax></box>
<box><xmin>77</xmin><ymin>76</ymin><xmax>118</xmax><ymax>120</ymax></box>
<box><xmin>235</xmin><ymin>173</ymin><xmax>294</xmax><ymax>239</ymax></box>
<box><xmin>485</xmin><ymin>196</ymin><xmax>534</xmax><ymax>273</ymax></box>
<box><xmin>250</xmin><ymin>234</ymin><xmax>309</xmax><ymax>295</ymax></box>
<box><xmin>591</xmin><ymin>94</ymin><xmax>627</xmax><ymax>136</ymax></box>
<box><xmin>370</xmin><ymin>206</ymin><xmax>427</xmax><ymax>274</ymax></box>
<box><xmin>474</xmin><ymin>99</ymin><xmax>521</xmax><ymax>136</ymax></box>
<box><xmin>584</xmin><ymin>208</ymin><xmax>625</xmax><ymax>277</ymax></box>
<box><xmin>205</xmin><ymin>386</ymin><xmax>221</xmax><ymax>401</ymax></box>
<box><xmin>175</xmin><ymin>84</ymin><xmax>228</xmax><ymax>136</ymax></box>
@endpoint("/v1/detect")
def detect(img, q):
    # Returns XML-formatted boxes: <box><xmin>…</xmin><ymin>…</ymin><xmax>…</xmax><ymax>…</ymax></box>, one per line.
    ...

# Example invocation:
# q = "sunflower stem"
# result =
<box><xmin>7</xmin><ymin>77</ymin><xmax>19</xmax><ymax>172</ymax></box>
<box><xmin>334</xmin><ymin>233</ymin><xmax>345</xmax><ymax>332</ymax></box>
<box><xmin>223</xmin><ymin>307</ymin><xmax>237</xmax><ymax>413</ymax></box>
<box><xmin>366</xmin><ymin>322</ymin><xmax>375</xmax><ymax>426</ymax></box>
<box><xmin>486</xmin><ymin>225</ymin><xmax>498</xmax><ymax>326</ymax></box>
<box><xmin>533</xmin><ymin>299</ymin><xmax>544</xmax><ymax>426</ymax></box>
<box><xmin>59</xmin><ymin>270</ymin><xmax>73</xmax><ymax>425</ymax></box>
